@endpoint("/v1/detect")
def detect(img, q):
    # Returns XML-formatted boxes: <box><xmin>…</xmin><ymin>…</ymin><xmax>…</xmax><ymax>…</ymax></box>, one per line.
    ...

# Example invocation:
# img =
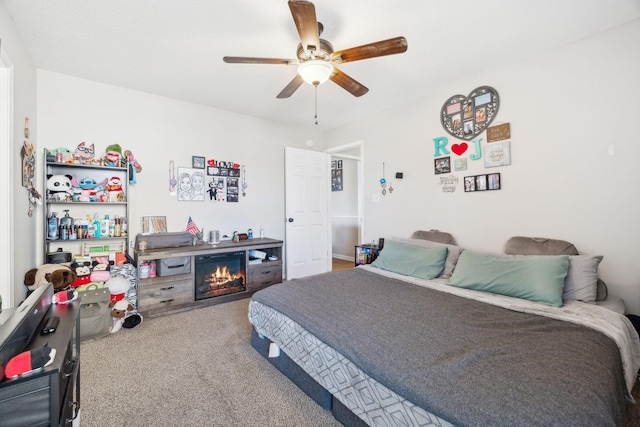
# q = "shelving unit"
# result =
<box><xmin>43</xmin><ymin>150</ymin><xmax>130</xmax><ymax>261</ymax></box>
<box><xmin>354</xmin><ymin>244</ymin><xmax>380</xmax><ymax>266</ymax></box>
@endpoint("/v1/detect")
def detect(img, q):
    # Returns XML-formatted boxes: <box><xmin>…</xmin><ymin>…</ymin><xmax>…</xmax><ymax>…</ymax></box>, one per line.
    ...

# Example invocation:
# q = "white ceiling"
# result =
<box><xmin>4</xmin><ymin>0</ymin><xmax>640</xmax><ymax>131</ymax></box>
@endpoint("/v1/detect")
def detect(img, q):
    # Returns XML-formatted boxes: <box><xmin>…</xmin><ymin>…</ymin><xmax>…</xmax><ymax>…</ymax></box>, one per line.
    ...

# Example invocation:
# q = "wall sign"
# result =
<box><xmin>487</xmin><ymin>123</ymin><xmax>511</xmax><ymax>142</ymax></box>
<box><xmin>440</xmin><ymin>86</ymin><xmax>499</xmax><ymax>140</ymax></box>
<box><xmin>483</xmin><ymin>141</ymin><xmax>511</xmax><ymax>168</ymax></box>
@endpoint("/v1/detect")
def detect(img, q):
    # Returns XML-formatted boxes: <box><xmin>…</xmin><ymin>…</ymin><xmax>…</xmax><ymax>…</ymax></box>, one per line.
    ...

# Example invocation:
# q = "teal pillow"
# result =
<box><xmin>448</xmin><ymin>251</ymin><xmax>569</xmax><ymax>307</ymax></box>
<box><xmin>370</xmin><ymin>240</ymin><xmax>447</xmax><ymax>280</ymax></box>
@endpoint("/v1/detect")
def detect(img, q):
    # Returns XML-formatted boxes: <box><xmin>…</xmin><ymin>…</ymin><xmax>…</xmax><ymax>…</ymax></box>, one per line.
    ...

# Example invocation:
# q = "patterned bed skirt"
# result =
<box><xmin>248</xmin><ymin>300</ymin><xmax>454</xmax><ymax>427</ymax></box>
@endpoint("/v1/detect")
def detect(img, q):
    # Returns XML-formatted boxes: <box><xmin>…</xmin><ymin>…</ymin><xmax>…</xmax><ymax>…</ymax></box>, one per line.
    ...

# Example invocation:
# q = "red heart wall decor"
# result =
<box><xmin>451</xmin><ymin>142</ymin><xmax>468</xmax><ymax>156</ymax></box>
<box><xmin>440</xmin><ymin>86</ymin><xmax>499</xmax><ymax>141</ymax></box>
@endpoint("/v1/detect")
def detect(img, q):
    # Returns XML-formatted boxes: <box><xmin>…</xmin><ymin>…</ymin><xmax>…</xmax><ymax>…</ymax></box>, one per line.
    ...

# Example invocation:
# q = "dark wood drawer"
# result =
<box><xmin>247</xmin><ymin>263</ymin><xmax>282</xmax><ymax>291</ymax></box>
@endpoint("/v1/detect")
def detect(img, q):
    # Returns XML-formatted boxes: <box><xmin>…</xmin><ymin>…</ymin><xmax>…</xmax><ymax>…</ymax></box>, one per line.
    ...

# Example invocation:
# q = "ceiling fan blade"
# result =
<box><xmin>331</xmin><ymin>36</ymin><xmax>408</xmax><ymax>64</ymax></box>
<box><xmin>277</xmin><ymin>74</ymin><xmax>305</xmax><ymax>99</ymax></box>
<box><xmin>329</xmin><ymin>68</ymin><xmax>369</xmax><ymax>97</ymax></box>
<box><xmin>223</xmin><ymin>56</ymin><xmax>296</xmax><ymax>65</ymax></box>
<box><xmin>288</xmin><ymin>0</ymin><xmax>320</xmax><ymax>53</ymax></box>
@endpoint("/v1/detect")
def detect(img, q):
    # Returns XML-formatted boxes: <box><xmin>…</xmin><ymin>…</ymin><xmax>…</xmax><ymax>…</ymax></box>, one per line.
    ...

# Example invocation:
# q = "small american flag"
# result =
<box><xmin>185</xmin><ymin>216</ymin><xmax>200</xmax><ymax>236</ymax></box>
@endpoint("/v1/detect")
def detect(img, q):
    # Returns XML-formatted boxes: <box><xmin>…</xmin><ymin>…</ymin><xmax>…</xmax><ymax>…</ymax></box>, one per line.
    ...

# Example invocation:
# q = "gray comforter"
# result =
<box><xmin>251</xmin><ymin>268</ymin><xmax>627</xmax><ymax>426</ymax></box>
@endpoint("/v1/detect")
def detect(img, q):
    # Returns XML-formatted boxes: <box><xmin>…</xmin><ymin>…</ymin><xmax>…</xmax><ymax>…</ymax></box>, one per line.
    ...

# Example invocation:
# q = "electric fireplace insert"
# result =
<box><xmin>195</xmin><ymin>251</ymin><xmax>246</xmax><ymax>300</ymax></box>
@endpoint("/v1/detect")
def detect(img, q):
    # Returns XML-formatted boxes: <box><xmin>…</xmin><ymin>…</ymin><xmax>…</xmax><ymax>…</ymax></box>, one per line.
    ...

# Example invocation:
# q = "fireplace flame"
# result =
<box><xmin>206</xmin><ymin>265</ymin><xmax>243</xmax><ymax>287</ymax></box>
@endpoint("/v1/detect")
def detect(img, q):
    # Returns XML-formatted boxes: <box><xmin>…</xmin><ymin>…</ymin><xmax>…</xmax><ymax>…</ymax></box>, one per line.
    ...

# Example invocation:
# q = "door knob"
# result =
<box><xmin>287</xmin><ymin>218</ymin><xmax>294</xmax><ymax>222</ymax></box>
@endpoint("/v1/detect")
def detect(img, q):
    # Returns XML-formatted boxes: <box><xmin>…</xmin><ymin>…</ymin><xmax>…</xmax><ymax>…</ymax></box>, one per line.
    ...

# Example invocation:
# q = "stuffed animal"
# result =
<box><xmin>24</xmin><ymin>264</ymin><xmax>78</xmax><ymax>293</ymax></box>
<box><xmin>69</xmin><ymin>261</ymin><xmax>92</xmax><ymax>288</ymax></box>
<box><xmin>73</xmin><ymin>142</ymin><xmax>95</xmax><ymax>164</ymax></box>
<box><xmin>110</xmin><ymin>299</ymin><xmax>134</xmax><ymax>333</ymax></box>
<box><xmin>46</xmin><ymin>174</ymin><xmax>73</xmax><ymax>201</ymax></box>
<box><xmin>71</xmin><ymin>176</ymin><xmax>108</xmax><ymax>202</ymax></box>
<box><xmin>90</xmin><ymin>261</ymin><xmax>111</xmax><ymax>283</ymax></box>
<box><xmin>104</xmin><ymin>144</ymin><xmax>122</xmax><ymax>167</ymax></box>
<box><xmin>105</xmin><ymin>176</ymin><xmax>125</xmax><ymax>201</ymax></box>
<box><xmin>105</xmin><ymin>276</ymin><xmax>130</xmax><ymax>303</ymax></box>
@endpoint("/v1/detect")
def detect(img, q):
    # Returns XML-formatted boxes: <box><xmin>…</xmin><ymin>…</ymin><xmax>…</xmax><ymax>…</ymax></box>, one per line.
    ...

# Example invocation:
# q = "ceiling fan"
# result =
<box><xmin>223</xmin><ymin>0</ymin><xmax>408</xmax><ymax>99</ymax></box>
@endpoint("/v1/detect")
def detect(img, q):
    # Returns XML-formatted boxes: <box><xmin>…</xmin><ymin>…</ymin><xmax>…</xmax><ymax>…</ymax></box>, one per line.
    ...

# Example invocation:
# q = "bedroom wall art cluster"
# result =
<box><xmin>177</xmin><ymin>157</ymin><xmax>245</xmax><ymax>203</ymax></box>
<box><xmin>433</xmin><ymin>86</ymin><xmax>511</xmax><ymax>194</ymax></box>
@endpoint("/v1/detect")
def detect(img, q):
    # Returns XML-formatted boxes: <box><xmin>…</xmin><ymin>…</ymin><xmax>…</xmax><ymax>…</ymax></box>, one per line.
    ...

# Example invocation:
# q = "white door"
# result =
<box><xmin>285</xmin><ymin>147</ymin><xmax>330</xmax><ymax>279</ymax></box>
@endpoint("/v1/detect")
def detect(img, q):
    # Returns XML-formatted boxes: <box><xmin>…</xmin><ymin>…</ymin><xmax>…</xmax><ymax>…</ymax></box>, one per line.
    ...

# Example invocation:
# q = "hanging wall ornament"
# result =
<box><xmin>169</xmin><ymin>161</ymin><xmax>177</xmax><ymax>196</ymax></box>
<box><xmin>380</xmin><ymin>162</ymin><xmax>387</xmax><ymax>195</ymax></box>
<box><xmin>241</xmin><ymin>165</ymin><xmax>247</xmax><ymax>197</ymax></box>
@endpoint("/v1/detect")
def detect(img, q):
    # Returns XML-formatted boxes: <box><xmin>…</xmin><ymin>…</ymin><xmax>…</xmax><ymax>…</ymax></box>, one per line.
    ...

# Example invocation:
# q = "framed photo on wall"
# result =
<box><xmin>464</xmin><ymin>173</ymin><xmax>501</xmax><ymax>192</ymax></box>
<box><xmin>434</xmin><ymin>157</ymin><xmax>451</xmax><ymax>175</ymax></box>
<box><xmin>192</xmin><ymin>156</ymin><xmax>206</xmax><ymax>169</ymax></box>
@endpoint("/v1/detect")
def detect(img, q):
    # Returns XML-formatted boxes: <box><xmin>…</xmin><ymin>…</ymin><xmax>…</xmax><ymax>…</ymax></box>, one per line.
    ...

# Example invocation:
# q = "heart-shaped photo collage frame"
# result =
<box><xmin>440</xmin><ymin>86</ymin><xmax>499</xmax><ymax>141</ymax></box>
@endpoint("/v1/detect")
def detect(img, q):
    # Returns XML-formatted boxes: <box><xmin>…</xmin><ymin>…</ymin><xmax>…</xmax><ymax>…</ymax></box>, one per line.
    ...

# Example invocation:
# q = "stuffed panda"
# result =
<box><xmin>46</xmin><ymin>174</ymin><xmax>73</xmax><ymax>201</ymax></box>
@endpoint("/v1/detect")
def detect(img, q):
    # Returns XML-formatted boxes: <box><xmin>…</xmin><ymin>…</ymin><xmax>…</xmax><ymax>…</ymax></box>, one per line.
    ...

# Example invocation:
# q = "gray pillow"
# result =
<box><xmin>504</xmin><ymin>236</ymin><xmax>578</xmax><ymax>256</ymax></box>
<box><xmin>410</xmin><ymin>229</ymin><xmax>456</xmax><ymax>245</ymax></box>
<box><xmin>563</xmin><ymin>255</ymin><xmax>603</xmax><ymax>304</ymax></box>
<box><xmin>391</xmin><ymin>237</ymin><xmax>463</xmax><ymax>279</ymax></box>
<box><xmin>448</xmin><ymin>251</ymin><xmax>569</xmax><ymax>307</ymax></box>
<box><xmin>370</xmin><ymin>240</ymin><xmax>447</xmax><ymax>280</ymax></box>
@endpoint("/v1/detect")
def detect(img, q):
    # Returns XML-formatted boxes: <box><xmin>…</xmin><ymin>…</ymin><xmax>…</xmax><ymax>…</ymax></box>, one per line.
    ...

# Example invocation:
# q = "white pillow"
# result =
<box><xmin>563</xmin><ymin>255</ymin><xmax>602</xmax><ymax>304</ymax></box>
<box><xmin>390</xmin><ymin>237</ymin><xmax>464</xmax><ymax>279</ymax></box>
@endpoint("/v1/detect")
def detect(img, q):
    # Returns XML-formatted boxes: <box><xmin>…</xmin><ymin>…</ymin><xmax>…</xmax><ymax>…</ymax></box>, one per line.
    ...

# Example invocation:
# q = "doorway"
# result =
<box><xmin>0</xmin><ymin>46</ymin><xmax>14</xmax><ymax>308</ymax></box>
<box><xmin>325</xmin><ymin>141</ymin><xmax>363</xmax><ymax>263</ymax></box>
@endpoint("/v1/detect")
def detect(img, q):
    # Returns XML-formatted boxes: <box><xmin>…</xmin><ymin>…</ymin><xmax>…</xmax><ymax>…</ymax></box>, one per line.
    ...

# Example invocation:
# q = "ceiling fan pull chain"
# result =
<box><xmin>314</xmin><ymin>85</ymin><xmax>319</xmax><ymax>125</ymax></box>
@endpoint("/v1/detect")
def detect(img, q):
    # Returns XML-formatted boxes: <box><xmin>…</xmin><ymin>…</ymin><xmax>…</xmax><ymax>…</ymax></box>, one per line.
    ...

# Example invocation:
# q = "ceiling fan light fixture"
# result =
<box><xmin>298</xmin><ymin>60</ymin><xmax>334</xmax><ymax>86</ymax></box>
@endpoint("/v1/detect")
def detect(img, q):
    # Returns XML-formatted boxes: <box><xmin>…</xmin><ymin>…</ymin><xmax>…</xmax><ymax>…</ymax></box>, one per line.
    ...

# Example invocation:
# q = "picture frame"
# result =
<box><xmin>464</xmin><ymin>173</ymin><xmax>501</xmax><ymax>192</ymax></box>
<box><xmin>440</xmin><ymin>86</ymin><xmax>499</xmax><ymax>141</ymax></box>
<box><xmin>192</xmin><ymin>156</ymin><xmax>206</xmax><ymax>169</ymax></box>
<box><xmin>178</xmin><ymin>167</ymin><xmax>206</xmax><ymax>201</ymax></box>
<box><xmin>487</xmin><ymin>173</ymin><xmax>501</xmax><ymax>190</ymax></box>
<box><xmin>434</xmin><ymin>157</ymin><xmax>451</xmax><ymax>175</ymax></box>
<box><xmin>141</xmin><ymin>216</ymin><xmax>167</xmax><ymax>234</ymax></box>
<box><xmin>331</xmin><ymin>169</ymin><xmax>343</xmax><ymax>191</ymax></box>
<box><xmin>464</xmin><ymin>176</ymin><xmax>475</xmax><ymax>192</ymax></box>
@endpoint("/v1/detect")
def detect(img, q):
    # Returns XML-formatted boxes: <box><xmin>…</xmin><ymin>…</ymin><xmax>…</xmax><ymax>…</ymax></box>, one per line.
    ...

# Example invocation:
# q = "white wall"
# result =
<box><xmin>0</xmin><ymin>3</ymin><xmax>38</xmax><ymax>307</ymax></box>
<box><xmin>35</xmin><ymin>71</ymin><xmax>322</xmax><ymax>267</ymax></box>
<box><xmin>324</xmin><ymin>19</ymin><xmax>640</xmax><ymax>314</ymax></box>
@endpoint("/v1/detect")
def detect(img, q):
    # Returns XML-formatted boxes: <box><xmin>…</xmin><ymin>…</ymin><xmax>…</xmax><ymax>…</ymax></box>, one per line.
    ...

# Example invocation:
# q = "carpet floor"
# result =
<box><xmin>80</xmin><ymin>296</ymin><xmax>640</xmax><ymax>427</ymax></box>
<box><xmin>80</xmin><ymin>298</ymin><xmax>342</xmax><ymax>427</ymax></box>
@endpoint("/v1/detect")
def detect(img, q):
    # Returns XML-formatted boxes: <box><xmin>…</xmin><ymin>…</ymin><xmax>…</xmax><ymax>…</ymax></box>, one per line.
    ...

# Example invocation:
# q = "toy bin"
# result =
<box><xmin>157</xmin><ymin>256</ymin><xmax>191</xmax><ymax>276</ymax></box>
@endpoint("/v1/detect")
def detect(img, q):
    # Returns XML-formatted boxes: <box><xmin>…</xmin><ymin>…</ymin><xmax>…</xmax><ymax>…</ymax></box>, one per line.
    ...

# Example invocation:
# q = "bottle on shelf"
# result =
<box><xmin>93</xmin><ymin>213</ymin><xmax>101</xmax><ymax>239</ymax></box>
<box><xmin>149</xmin><ymin>260</ymin><xmax>156</xmax><ymax>278</ymax></box>
<box><xmin>259</xmin><ymin>226</ymin><xmax>265</xmax><ymax>238</ymax></box>
<box><xmin>113</xmin><ymin>216</ymin><xmax>122</xmax><ymax>237</ymax></box>
<box><xmin>248</xmin><ymin>228</ymin><xmax>253</xmax><ymax>239</ymax></box>
<box><xmin>47</xmin><ymin>212</ymin><xmax>59</xmax><ymax>240</ymax></box>
<box><xmin>85</xmin><ymin>215</ymin><xmax>94</xmax><ymax>239</ymax></box>
<box><xmin>60</xmin><ymin>224</ymin><xmax>69</xmax><ymax>240</ymax></box>
<box><xmin>102</xmin><ymin>214</ymin><xmax>110</xmax><ymax>238</ymax></box>
<box><xmin>121</xmin><ymin>217</ymin><xmax>128</xmax><ymax>237</ymax></box>
<box><xmin>60</xmin><ymin>210</ymin><xmax>74</xmax><ymax>239</ymax></box>
<box><xmin>139</xmin><ymin>262</ymin><xmax>150</xmax><ymax>279</ymax></box>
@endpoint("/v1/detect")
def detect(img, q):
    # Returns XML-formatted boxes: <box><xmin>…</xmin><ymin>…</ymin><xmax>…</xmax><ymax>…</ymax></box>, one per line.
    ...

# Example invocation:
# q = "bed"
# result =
<box><xmin>248</xmin><ymin>232</ymin><xmax>640</xmax><ymax>426</ymax></box>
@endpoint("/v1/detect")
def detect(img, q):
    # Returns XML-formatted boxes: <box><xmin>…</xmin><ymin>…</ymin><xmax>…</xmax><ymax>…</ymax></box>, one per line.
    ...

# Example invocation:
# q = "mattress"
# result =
<box><xmin>249</xmin><ymin>265</ymin><xmax>640</xmax><ymax>426</ymax></box>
